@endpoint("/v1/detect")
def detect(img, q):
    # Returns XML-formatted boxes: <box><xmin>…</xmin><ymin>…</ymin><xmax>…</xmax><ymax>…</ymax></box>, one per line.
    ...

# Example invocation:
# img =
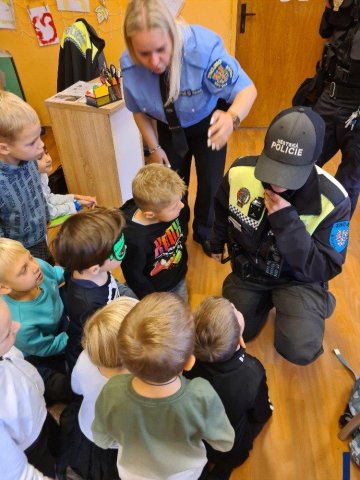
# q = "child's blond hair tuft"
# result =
<box><xmin>0</xmin><ymin>238</ymin><xmax>28</xmax><ymax>282</ymax></box>
<box><xmin>194</xmin><ymin>296</ymin><xmax>240</xmax><ymax>362</ymax></box>
<box><xmin>118</xmin><ymin>292</ymin><xmax>194</xmax><ymax>382</ymax></box>
<box><xmin>132</xmin><ymin>164</ymin><xmax>186</xmax><ymax>212</ymax></box>
<box><xmin>0</xmin><ymin>91</ymin><xmax>39</xmax><ymax>142</ymax></box>
<box><xmin>83</xmin><ymin>296</ymin><xmax>139</xmax><ymax>368</ymax></box>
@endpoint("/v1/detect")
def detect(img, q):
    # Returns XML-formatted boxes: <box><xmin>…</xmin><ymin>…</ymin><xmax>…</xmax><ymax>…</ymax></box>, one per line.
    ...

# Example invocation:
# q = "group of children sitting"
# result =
<box><xmin>0</xmin><ymin>90</ymin><xmax>273</xmax><ymax>480</ymax></box>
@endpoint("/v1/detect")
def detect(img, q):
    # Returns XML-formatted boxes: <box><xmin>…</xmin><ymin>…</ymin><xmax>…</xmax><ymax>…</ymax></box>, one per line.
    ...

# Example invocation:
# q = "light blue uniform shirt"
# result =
<box><xmin>4</xmin><ymin>258</ymin><xmax>68</xmax><ymax>357</ymax></box>
<box><xmin>120</xmin><ymin>25</ymin><xmax>252</xmax><ymax>128</ymax></box>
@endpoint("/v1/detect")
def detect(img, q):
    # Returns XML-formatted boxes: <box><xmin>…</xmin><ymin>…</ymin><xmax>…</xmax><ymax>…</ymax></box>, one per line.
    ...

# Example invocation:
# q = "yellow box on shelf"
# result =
<box><xmin>94</xmin><ymin>84</ymin><xmax>108</xmax><ymax>98</ymax></box>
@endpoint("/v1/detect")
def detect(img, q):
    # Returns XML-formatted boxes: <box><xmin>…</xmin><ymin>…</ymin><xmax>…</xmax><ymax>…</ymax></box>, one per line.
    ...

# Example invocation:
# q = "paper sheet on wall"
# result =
<box><xmin>28</xmin><ymin>5</ymin><xmax>59</xmax><ymax>46</ymax></box>
<box><xmin>95</xmin><ymin>0</ymin><xmax>109</xmax><ymax>24</ymax></box>
<box><xmin>0</xmin><ymin>0</ymin><xmax>16</xmax><ymax>30</ymax></box>
<box><xmin>56</xmin><ymin>0</ymin><xmax>90</xmax><ymax>13</ymax></box>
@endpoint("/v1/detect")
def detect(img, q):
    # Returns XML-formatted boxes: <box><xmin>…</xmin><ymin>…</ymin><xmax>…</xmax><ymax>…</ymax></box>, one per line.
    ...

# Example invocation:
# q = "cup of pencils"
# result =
<box><xmin>100</xmin><ymin>63</ymin><xmax>123</xmax><ymax>102</ymax></box>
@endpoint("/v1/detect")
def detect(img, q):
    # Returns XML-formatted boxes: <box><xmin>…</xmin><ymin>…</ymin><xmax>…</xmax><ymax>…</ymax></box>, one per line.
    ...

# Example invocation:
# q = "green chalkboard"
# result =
<box><xmin>0</xmin><ymin>50</ymin><xmax>25</xmax><ymax>100</ymax></box>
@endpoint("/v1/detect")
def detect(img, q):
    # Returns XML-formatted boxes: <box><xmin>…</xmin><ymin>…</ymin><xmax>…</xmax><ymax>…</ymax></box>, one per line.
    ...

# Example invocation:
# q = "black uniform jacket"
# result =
<box><xmin>65</xmin><ymin>272</ymin><xmax>119</xmax><ymax>372</ymax></box>
<box><xmin>185</xmin><ymin>347</ymin><xmax>272</xmax><ymax>468</ymax></box>
<box><xmin>211</xmin><ymin>157</ymin><xmax>351</xmax><ymax>283</ymax></box>
<box><xmin>57</xmin><ymin>18</ymin><xmax>105</xmax><ymax>92</ymax></box>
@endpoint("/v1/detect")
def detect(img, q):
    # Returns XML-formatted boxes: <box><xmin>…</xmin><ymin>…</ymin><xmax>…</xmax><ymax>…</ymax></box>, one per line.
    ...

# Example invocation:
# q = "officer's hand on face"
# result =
<box><xmin>147</xmin><ymin>148</ymin><xmax>171</xmax><ymax>167</ymax></box>
<box><xmin>264</xmin><ymin>189</ymin><xmax>291</xmax><ymax>214</ymax></box>
<box><xmin>207</xmin><ymin>110</ymin><xmax>234</xmax><ymax>151</ymax></box>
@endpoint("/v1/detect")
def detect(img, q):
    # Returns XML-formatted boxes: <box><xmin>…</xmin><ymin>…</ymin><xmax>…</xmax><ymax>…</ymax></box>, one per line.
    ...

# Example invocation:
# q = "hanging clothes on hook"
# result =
<box><xmin>57</xmin><ymin>18</ymin><xmax>106</xmax><ymax>92</ymax></box>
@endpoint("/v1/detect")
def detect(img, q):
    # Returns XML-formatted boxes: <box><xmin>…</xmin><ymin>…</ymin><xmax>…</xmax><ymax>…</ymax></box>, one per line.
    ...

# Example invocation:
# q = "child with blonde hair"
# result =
<box><xmin>57</xmin><ymin>296</ymin><xmax>138</xmax><ymax>480</ymax></box>
<box><xmin>120</xmin><ymin>164</ymin><xmax>189</xmax><ymax>300</ymax></box>
<box><xmin>185</xmin><ymin>296</ymin><xmax>273</xmax><ymax>480</ymax></box>
<box><xmin>92</xmin><ymin>292</ymin><xmax>234</xmax><ymax>480</ymax></box>
<box><xmin>0</xmin><ymin>298</ymin><xmax>59</xmax><ymax>480</ymax></box>
<box><xmin>0</xmin><ymin>91</ymin><xmax>52</xmax><ymax>262</ymax></box>
<box><xmin>0</xmin><ymin>238</ymin><xmax>71</xmax><ymax>404</ymax></box>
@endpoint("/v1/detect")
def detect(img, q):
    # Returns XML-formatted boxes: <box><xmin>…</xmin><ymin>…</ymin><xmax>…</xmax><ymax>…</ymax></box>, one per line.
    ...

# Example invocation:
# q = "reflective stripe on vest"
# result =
<box><xmin>61</xmin><ymin>22</ymin><xmax>98</xmax><ymax>61</ymax></box>
<box><xmin>228</xmin><ymin>165</ymin><xmax>335</xmax><ymax>236</ymax></box>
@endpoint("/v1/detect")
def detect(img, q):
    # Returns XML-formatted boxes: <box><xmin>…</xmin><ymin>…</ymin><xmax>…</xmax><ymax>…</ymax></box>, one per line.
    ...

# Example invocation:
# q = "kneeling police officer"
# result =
<box><xmin>211</xmin><ymin>106</ymin><xmax>351</xmax><ymax>365</ymax></box>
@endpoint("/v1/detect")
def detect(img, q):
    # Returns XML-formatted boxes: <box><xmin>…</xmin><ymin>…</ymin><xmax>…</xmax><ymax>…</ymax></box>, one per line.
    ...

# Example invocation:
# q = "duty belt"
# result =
<box><xmin>327</xmin><ymin>81</ymin><xmax>360</xmax><ymax>100</ymax></box>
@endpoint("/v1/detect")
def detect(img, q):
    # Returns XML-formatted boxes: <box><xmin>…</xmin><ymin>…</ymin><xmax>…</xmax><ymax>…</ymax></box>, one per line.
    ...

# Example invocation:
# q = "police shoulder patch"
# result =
<box><xmin>329</xmin><ymin>221</ymin><xmax>349</xmax><ymax>252</ymax></box>
<box><xmin>206</xmin><ymin>59</ymin><xmax>233</xmax><ymax>88</ymax></box>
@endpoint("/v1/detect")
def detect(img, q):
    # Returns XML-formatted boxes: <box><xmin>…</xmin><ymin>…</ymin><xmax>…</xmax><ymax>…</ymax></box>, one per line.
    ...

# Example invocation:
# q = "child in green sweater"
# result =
<box><xmin>92</xmin><ymin>292</ymin><xmax>234</xmax><ymax>480</ymax></box>
<box><xmin>0</xmin><ymin>238</ymin><xmax>71</xmax><ymax>404</ymax></box>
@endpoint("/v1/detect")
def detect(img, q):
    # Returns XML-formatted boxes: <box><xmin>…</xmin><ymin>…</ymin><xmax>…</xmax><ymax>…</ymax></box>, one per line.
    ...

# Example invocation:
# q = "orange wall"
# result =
<box><xmin>0</xmin><ymin>0</ymin><xmax>234</xmax><ymax>125</ymax></box>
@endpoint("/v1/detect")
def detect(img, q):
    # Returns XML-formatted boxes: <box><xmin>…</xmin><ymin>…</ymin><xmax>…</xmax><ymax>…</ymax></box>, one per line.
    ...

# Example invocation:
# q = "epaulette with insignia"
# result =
<box><xmin>207</xmin><ymin>59</ymin><xmax>233</xmax><ymax>88</ymax></box>
<box><xmin>317</xmin><ymin>167</ymin><xmax>348</xmax><ymax>206</ymax></box>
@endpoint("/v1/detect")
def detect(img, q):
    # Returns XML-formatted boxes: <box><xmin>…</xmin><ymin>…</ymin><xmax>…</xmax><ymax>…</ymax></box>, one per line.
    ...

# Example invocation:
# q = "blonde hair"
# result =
<box><xmin>0</xmin><ymin>91</ymin><xmax>39</xmax><ymax>142</ymax></box>
<box><xmin>118</xmin><ymin>292</ymin><xmax>194</xmax><ymax>382</ymax></box>
<box><xmin>83</xmin><ymin>296</ymin><xmax>139</xmax><ymax>368</ymax></box>
<box><xmin>194</xmin><ymin>297</ymin><xmax>240</xmax><ymax>362</ymax></box>
<box><xmin>132</xmin><ymin>164</ymin><xmax>186</xmax><ymax>212</ymax></box>
<box><xmin>123</xmin><ymin>0</ymin><xmax>186</xmax><ymax>104</ymax></box>
<box><xmin>0</xmin><ymin>239</ymin><xmax>28</xmax><ymax>282</ymax></box>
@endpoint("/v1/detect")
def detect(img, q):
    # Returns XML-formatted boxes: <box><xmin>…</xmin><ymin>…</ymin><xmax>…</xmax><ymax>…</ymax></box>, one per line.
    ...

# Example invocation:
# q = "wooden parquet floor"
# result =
<box><xmin>46</xmin><ymin>127</ymin><xmax>360</xmax><ymax>480</ymax></box>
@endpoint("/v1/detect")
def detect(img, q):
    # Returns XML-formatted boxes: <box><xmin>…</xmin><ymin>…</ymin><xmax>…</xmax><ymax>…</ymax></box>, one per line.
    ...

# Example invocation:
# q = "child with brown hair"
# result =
<box><xmin>185</xmin><ymin>296</ymin><xmax>273</xmax><ymax>480</ymax></box>
<box><xmin>0</xmin><ymin>91</ymin><xmax>52</xmax><ymax>263</ymax></box>
<box><xmin>120</xmin><ymin>164</ymin><xmax>189</xmax><ymax>300</ymax></box>
<box><xmin>92</xmin><ymin>292</ymin><xmax>234</xmax><ymax>480</ymax></box>
<box><xmin>57</xmin><ymin>296</ymin><xmax>138</xmax><ymax>480</ymax></box>
<box><xmin>52</xmin><ymin>207</ymin><xmax>136</xmax><ymax>372</ymax></box>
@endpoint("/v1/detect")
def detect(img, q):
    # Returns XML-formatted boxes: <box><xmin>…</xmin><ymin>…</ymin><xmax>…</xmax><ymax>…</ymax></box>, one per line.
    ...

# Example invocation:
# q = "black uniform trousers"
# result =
<box><xmin>25</xmin><ymin>413</ymin><xmax>60</xmax><ymax>478</ymax></box>
<box><xmin>157</xmin><ymin>113</ymin><xmax>226</xmax><ymax>241</ymax></box>
<box><xmin>223</xmin><ymin>273</ymin><xmax>336</xmax><ymax>365</ymax></box>
<box><xmin>314</xmin><ymin>88</ymin><xmax>360</xmax><ymax>216</ymax></box>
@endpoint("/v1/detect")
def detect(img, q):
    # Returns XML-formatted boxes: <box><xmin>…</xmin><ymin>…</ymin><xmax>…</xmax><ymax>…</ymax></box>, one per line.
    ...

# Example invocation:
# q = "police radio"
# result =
<box><xmin>248</xmin><ymin>197</ymin><xmax>265</xmax><ymax>221</ymax></box>
<box><xmin>265</xmin><ymin>243</ymin><xmax>283</xmax><ymax>279</ymax></box>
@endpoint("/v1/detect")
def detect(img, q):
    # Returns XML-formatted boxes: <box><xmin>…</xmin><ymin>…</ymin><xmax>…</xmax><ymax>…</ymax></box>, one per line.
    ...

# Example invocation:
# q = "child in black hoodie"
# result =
<box><xmin>185</xmin><ymin>296</ymin><xmax>273</xmax><ymax>480</ymax></box>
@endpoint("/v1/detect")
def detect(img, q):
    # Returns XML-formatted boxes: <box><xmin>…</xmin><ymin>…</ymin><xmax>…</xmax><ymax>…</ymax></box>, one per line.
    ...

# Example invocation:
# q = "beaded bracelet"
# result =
<box><xmin>149</xmin><ymin>145</ymin><xmax>162</xmax><ymax>155</ymax></box>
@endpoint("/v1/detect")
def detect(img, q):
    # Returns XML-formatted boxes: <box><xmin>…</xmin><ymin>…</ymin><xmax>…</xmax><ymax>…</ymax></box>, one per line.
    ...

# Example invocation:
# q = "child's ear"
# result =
<box><xmin>0</xmin><ymin>283</ymin><xmax>12</xmax><ymax>295</ymax></box>
<box><xmin>239</xmin><ymin>336</ymin><xmax>246</xmax><ymax>349</ymax></box>
<box><xmin>183</xmin><ymin>354</ymin><xmax>196</xmax><ymax>372</ymax></box>
<box><xmin>143</xmin><ymin>210</ymin><xmax>155</xmax><ymax>219</ymax></box>
<box><xmin>88</xmin><ymin>265</ymin><xmax>101</xmax><ymax>275</ymax></box>
<box><xmin>0</xmin><ymin>142</ymin><xmax>10</xmax><ymax>156</ymax></box>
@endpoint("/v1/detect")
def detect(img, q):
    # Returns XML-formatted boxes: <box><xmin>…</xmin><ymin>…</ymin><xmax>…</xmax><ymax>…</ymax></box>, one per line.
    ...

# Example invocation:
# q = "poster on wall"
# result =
<box><xmin>56</xmin><ymin>0</ymin><xmax>90</xmax><ymax>13</ymax></box>
<box><xmin>95</xmin><ymin>0</ymin><xmax>109</xmax><ymax>24</ymax></box>
<box><xmin>28</xmin><ymin>5</ymin><xmax>59</xmax><ymax>47</ymax></box>
<box><xmin>0</xmin><ymin>0</ymin><xmax>16</xmax><ymax>30</ymax></box>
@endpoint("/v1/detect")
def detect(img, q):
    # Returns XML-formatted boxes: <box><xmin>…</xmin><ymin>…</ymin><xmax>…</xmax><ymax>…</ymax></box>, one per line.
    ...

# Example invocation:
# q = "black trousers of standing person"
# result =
<box><xmin>314</xmin><ymin>87</ymin><xmax>360</xmax><ymax>217</ymax></box>
<box><xmin>157</xmin><ymin>111</ymin><xmax>227</xmax><ymax>242</ymax></box>
<box><xmin>25</xmin><ymin>413</ymin><xmax>60</xmax><ymax>478</ymax></box>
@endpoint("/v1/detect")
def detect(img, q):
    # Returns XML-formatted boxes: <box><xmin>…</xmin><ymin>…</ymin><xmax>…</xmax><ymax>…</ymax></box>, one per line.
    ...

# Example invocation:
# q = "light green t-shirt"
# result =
<box><xmin>92</xmin><ymin>374</ymin><xmax>234</xmax><ymax>480</ymax></box>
